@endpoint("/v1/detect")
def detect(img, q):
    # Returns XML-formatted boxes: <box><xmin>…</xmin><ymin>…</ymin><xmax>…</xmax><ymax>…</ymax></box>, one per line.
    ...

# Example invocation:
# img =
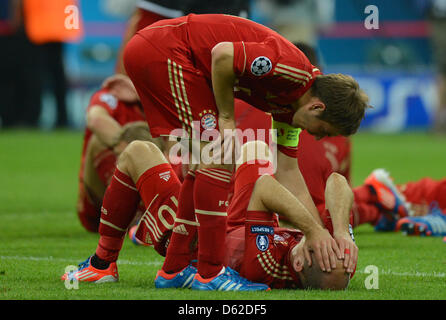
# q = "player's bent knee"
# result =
<box><xmin>327</xmin><ymin>172</ymin><xmax>347</xmax><ymax>185</ymax></box>
<box><xmin>237</xmin><ymin>140</ymin><xmax>271</xmax><ymax>169</ymax></box>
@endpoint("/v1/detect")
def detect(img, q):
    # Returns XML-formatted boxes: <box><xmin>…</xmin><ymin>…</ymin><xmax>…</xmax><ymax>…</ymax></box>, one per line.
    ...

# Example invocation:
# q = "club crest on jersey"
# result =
<box><xmin>256</xmin><ymin>234</ymin><xmax>269</xmax><ymax>252</ymax></box>
<box><xmin>159</xmin><ymin>171</ymin><xmax>171</xmax><ymax>181</ymax></box>
<box><xmin>199</xmin><ymin>110</ymin><xmax>217</xmax><ymax>130</ymax></box>
<box><xmin>251</xmin><ymin>56</ymin><xmax>272</xmax><ymax>76</ymax></box>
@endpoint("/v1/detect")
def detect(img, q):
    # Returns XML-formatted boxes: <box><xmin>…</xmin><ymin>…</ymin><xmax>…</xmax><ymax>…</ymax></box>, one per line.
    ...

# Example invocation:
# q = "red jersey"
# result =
<box><xmin>79</xmin><ymin>88</ymin><xmax>145</xmax><ymax>181</ymax></box>
<box><xmin>80</xmin><ymin>88</ymin><xmax>145</xmax><ymax>159</ymax></box>
<box><xmin>140</xmin><ymin>14</ymin><xmax>321</xmax><ymax>125</ymax></box>
<box><xmin>225</xmin><ymin>163</ymin><xmax>303</xmax><ymax>289</ymax></box>
<box><xmin>298</xmin><ymin>132</ymin><xmax>351</xmax><ymax>210</ymax></box>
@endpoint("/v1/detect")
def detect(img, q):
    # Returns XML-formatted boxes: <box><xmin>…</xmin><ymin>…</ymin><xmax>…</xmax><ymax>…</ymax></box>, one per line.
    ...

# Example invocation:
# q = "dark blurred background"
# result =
<box><xmin>1</xmin><ymin>0</ymin><xmax>445</xmax><ymax>133</ymax></box>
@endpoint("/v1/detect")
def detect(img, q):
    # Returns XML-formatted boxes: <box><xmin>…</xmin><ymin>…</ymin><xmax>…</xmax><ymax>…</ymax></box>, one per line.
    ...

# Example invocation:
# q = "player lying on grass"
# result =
<box><xmin>62</xmin><ymin>140</ymin><xmax>355</xmax><ymax>290</ymax></box>
<box><xmin>103</xmin><ymin>13</ymin><xmax>370</xmax><ymax>287</ymax></box>
<box><xmin>77</xmin><ymin>88</ymin><xmax>164</xmax><ymax>232</ymax></box>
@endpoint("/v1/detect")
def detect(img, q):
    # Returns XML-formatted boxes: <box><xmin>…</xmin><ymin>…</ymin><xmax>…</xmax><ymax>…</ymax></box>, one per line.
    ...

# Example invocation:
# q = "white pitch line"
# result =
<box><xmin>0</xmin><ymin>255</ymin><xmax>163</xmax><ymax>267</ymax></box>
<box><xmin>1</xmin><ymin>255</ymin><xmax>444</xmax><ymax>279</ymax></box>
<box><xmin>355</xmin><ymin>269</ymin><xmax>446</xmax><ymax>278</ymax></box>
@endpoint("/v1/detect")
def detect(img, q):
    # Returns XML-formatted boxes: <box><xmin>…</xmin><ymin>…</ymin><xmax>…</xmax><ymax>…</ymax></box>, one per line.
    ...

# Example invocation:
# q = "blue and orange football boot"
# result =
<box><xmin>191</xmin><ymin>266</ymin><xmax>271</xmax><ymax>291</ymax></box>
<box><xmin>396</xmin><ymin>202</ymin><xmax>446</xmax><ymax>237</ymax></box>
<box><xmin>61</xmin><ymin>255</ymin><xmax>118</xmax><ymax>283</ymax></box>
<box><xmin>364</xmin><ymin>169</ymin><xmax>413</xmax><ymax>232</ymax></box>
<box><xmin>154</xmin><ymin>264</ymin><xmax>198</xmax><ymax>289</ymax></box>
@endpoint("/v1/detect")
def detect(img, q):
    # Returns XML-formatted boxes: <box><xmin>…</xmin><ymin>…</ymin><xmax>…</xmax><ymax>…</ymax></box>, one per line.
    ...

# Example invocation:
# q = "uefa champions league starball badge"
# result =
<box><xmin>251</xmin><ymin>56</ymin><xmax>272</xmax><ymax>76</ymax></box>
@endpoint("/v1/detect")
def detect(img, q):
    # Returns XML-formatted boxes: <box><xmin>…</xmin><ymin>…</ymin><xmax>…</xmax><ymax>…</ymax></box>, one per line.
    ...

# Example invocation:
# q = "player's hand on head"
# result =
<box><xmin>102</xmin><ymin>74</ymin><xmax>140</xmax><ymax>103</ymax></box>
<box><xmin>333</xmin><ymin>231</ymin><xmax>358</xmax><ymax>274</ymax></box>
<box><xmin>305</xmin><ymin>228</ymin><xmax>341</xmax><ymax>272</ymax></box>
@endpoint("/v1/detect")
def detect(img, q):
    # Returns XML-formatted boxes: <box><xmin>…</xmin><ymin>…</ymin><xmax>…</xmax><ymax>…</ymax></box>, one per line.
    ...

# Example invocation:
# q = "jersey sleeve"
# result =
<box><xmin>87</xmin><ymin>89</ymin><xmax>119</xmax><ymax>115</ymax></box>
<box><xmin>233</xmin><ymin>37</ymin><xmax>323</xmax><ymax>110</ymax></box>
<box><xmin>232</xmin><ymin>37</ymin><xmax>279</xmax><ymax>78</ymax></box>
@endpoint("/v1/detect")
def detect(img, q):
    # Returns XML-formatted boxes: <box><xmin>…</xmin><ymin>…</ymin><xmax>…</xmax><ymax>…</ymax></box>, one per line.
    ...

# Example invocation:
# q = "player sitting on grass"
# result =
<box><xmin>61</xmin><ymin>139</ymin><xmax>354</xmax><ymax>290</ymax></box>
<box><xmin>77</xmin><ymin>87</ymin><xmax>164</xmax><ymax>233</ymax></box>
<box><xmin>63</xmin><ymin>137</ymin><xmax>270</xmax><ymax>290</ymax></box>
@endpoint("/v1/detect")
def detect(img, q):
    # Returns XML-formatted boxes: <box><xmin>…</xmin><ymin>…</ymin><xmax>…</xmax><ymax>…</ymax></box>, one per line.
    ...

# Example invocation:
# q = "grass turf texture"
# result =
<box><xmin>1</xmin><ymin>130</ymin><xmax>446</xmax><ymax>300</ymax></box>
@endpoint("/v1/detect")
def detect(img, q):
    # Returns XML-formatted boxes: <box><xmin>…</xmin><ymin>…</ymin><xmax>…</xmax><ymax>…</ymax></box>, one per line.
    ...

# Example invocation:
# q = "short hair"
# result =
<box><xmin>299</xmin><ymin>253</ymin><xmax>350</xmax><ymax>290</ymax></box>
<box><xmin>311</xmin><ymin>74</ymin><xmax>370</xmax><ymax>136</ymax></box>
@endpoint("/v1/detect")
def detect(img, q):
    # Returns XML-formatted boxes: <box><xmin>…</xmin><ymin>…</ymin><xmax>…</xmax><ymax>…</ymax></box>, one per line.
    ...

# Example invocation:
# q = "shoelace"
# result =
<box><xmin>224</xmin><ymin>267</ymin><xmax>252</xmax><ymax>285</ymax></box>
<box><xmin>428</xmin><ymin>201</ymin><xmax>443</xmax><ymax>215</ymax></box>
<box><xmin>76</xmin><ymin>257</ymin><xmax>92</xmax><ymax>272</ymax></box>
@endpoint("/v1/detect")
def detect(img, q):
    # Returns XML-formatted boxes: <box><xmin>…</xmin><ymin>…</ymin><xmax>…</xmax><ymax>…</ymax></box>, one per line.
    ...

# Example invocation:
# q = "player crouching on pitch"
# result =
<box><xmin>62</xmin><ymin>139</ymin><xmax>356</xmax><ymax>290</ymax></box>
<box><xmin>222</xmin><ymin>140</ymin><xmax>357</xmax><ymax>290</ymax></box>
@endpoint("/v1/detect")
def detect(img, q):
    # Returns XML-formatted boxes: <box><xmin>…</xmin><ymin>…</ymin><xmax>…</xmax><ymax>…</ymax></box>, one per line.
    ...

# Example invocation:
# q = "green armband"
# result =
<box><xmin>271</xmin><ymin>119</ymin><xmax>301</xmax><ymax>147</ymax></box>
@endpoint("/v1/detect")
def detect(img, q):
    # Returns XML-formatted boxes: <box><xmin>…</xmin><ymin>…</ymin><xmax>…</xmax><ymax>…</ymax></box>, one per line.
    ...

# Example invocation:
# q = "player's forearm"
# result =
<box><xmin>87</xmin><ymin>107</ymin><xmax>123</xmax><ymax>148</ymax></box>
<box><xmin>275</xmin><ymin>151</ymin><xmax>324</xmax><ymax>226</ymax></box>
<box><xmin>258</xmin><ymin>175</ymin><xmax>325</xmax><ymax>237</ymax></box>
<box><xmin>325</xmin><ymin>173</ymin><xmax>354</xmax><ymax>235</ymax></box>
<box><xmin>211</xmin><ymin>42</ymin><xmax>236</xmax><ymax>122</ymax></box>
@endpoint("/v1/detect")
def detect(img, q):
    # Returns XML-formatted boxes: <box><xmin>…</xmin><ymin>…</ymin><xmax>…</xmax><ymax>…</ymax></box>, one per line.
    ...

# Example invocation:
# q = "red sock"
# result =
<box><xmin>134</xmin><ymin>163</ymin><xmax>182</xmax><ymax>256</ymax></box>
<box><xmin>96</xmin><ymin>168</ymin><xmax>140</xmax><ymax>262</ymax></box>
<box><xmin>194</xmin><ymin>168</ymin><xmax>232</xmax><ymax>278</ymax></box>
<box><xmin>162</xmin><ymin>171</ymin><xmax>198</xmax><ymax>273</ymax></box>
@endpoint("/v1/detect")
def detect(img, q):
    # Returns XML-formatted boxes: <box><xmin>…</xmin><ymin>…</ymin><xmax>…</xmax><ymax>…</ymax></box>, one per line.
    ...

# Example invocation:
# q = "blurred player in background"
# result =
<box><xmin>77</xmin><ymin>88</ymin><xmax>163</xmax><ymax>232</ymax></box>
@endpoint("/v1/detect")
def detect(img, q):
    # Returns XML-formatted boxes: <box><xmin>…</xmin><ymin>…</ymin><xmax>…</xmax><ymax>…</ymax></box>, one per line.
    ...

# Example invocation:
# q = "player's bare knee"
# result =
<box><xmin>117</xmin><ymin>140</ymin><xmax>146</xmax><ymax>170</ymax></box>
<box><xmin>237</xmin><ymin>140</ymin><xmax>271</xmax><ymax>169</ymax></box>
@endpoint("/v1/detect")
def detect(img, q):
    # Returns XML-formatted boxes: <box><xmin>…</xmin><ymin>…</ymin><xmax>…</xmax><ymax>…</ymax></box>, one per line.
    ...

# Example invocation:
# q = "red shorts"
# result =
<box><xmin>124</xmin><ymin>18</ymin><xmax>219</xmax><ymax>139</ymax></box>
<box><xmin>133</xmin><ymin>163</ymin><xmax>182</xmax><ymax>256</ymax></box>
<box><xmin>77</xmin><ymin>182</ymin><xmax>101</xmax><ymax>232</ymax></box>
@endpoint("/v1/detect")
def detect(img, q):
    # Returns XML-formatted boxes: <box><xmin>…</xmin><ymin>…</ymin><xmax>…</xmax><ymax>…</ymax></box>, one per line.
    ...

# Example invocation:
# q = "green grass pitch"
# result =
<box><xmin>0</xmin><ymin>130</ymin><xmax>445</xmax><ymax>300</ymax></box>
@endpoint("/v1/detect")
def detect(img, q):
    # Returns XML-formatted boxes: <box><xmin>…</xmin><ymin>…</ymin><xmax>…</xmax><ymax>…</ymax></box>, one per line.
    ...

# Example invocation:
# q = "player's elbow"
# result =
<box><xmin>211</xmin><ymin>42</ymin><xmax>234</xmax><ymax>65</ymax></box>
<box><xmin>326</xmin><ymin>172</ymin><xmax>353</xmax><ymax>201</ymax></box>
<box><xmin>86</xmin><ymin>107</ymin><xmax>109</xmax><ymax>131</ymax></box>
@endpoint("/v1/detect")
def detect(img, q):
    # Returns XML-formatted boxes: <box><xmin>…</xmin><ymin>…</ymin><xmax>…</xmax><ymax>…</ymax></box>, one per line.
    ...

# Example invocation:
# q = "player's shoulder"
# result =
<box><xmin>89</xmin><ymin>88</ymin><xmax>119</xmax><ymax>110</ymax></box>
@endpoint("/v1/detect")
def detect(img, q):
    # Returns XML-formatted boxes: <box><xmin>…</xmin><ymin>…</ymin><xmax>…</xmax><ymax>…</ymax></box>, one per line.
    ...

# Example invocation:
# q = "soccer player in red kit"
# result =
<box><xmin>104</xmin><ymin>13</ymin><xmax>369</xmax><ymax>290</ymax></box>
<box><xmin>77</xmin><ymin>88</ymin><xmax>161</xmax><ymax>232</ymax></box>
<box><xmin>224</xmin><ymin>140</ymin><xmax>356</xmax><ymax>290</ymax></box>
<box><xmin>64</xmin><ymin>138</ymin><xmax>271</xmax><ymax>290</ymax></box>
